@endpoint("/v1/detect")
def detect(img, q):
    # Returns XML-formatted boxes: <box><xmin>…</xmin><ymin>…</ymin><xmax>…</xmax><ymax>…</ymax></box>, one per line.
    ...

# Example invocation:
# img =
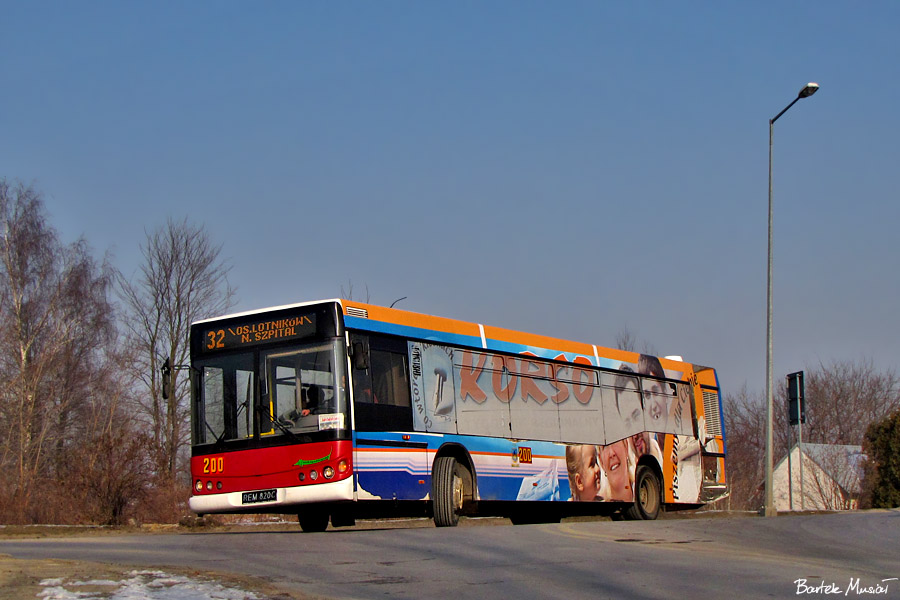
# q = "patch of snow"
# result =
<box><xmin>37</xmin><ymin>569</ymin><xmax>260</xmax><ymax>600</ymax></box>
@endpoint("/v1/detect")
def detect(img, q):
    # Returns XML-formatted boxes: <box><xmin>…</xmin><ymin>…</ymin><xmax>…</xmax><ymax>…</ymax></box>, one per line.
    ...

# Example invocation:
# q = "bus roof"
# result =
<box><xmin>340</xmin><ymin>300</ymin><xmax>711</xmax><ymax>383</ymax></box>
<box><xmin>192</xmin><ymin>298</ymin><xmax>345</xmax><ymax>325</ymax></box>
<box><xmin>193</xmin><ymin>299</ymin><xmax>716</xmax><ymax>386</ymax></box>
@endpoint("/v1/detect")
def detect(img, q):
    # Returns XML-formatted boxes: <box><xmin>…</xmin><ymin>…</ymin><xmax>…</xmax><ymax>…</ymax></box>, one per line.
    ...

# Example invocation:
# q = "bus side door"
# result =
<box><xmin>351</xmin><ymin>334</ymin><xmax>429</xmax><ymax>501</ymax></box>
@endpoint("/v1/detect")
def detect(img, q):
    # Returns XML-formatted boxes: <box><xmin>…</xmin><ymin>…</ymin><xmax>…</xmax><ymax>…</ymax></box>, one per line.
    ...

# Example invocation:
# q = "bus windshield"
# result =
<box><xmin>264</xmin><ymin>341</ymin><xmax>346</xmax><ymax>435</ymax></box>
<box><xmin>193</xmin><ymin>339</ymin><xmax>347</xmax><ymax>445</ymax></box>
<box><xmin>195</xmin><ymin>352</ymin><xmax>255</xmax><ymax>445</ymax></box>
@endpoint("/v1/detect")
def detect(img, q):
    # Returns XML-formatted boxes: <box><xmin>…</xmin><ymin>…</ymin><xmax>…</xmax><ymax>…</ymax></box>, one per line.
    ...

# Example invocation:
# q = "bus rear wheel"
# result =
<box><xmin>433</xmin><ymin>456</ymin><xmax>467</xmax><ymax>527</ymax></box>
<box><xmin>298</xmin><ymin>508</ymin><xmax>330</xmax><ymax>533</ymax></box>
<box><xmin>626</xmin><ymin>465</ymin><xmax>661</xmax><ymax>520</ymax></box>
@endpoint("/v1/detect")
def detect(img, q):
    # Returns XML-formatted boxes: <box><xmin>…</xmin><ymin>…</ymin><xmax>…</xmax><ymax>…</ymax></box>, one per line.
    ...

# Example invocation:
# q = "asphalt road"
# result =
<box><xmin>2</xmin><ymin>511</ymin><xmax>898</xmax><ymax>600</ymax></box>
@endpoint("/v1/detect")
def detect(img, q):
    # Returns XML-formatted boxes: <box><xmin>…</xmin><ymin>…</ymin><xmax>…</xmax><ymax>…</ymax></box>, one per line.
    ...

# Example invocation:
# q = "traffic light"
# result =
<box><xmin>161</xmin><ymin>357</ymin><xmax>172</xmax><ymax>400</ymax></box>
<box><xmin>787</xmin><ymin>371</ymin><xmax>805</xmax><ymax>425</ymax></box>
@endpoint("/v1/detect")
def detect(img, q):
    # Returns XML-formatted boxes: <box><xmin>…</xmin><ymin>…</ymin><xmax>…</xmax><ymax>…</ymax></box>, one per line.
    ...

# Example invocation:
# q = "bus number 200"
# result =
<box><xmin>517</xmin><ymin>447</ymin><xmax>533</xmax><ymax>464</ymax></box>
<box><xmin>203</xmin><ymin>457</ymin><xmax>224</xmax><ymax>474</ymax></box>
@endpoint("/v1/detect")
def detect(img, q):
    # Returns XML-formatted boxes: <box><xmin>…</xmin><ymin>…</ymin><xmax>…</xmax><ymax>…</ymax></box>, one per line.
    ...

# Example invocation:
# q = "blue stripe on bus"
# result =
<box><xmin>484</xmin><ymin>339</ymin><xmax>620</xmax><ymax>368</ymax></box>
<box><xmin>714</xmin><ymin>370</ymin><xmax>727</xmax><ymax>454</ymax></box>
<box><xmin>353</xmin><ymin>431</ymin><xmax>571</xmax><ymax>502</ymax></box>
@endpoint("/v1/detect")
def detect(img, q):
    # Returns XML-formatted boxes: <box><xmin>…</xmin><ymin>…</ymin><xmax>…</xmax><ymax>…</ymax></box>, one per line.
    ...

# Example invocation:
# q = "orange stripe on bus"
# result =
<box><xmin>343</xmin><ymin>300</ymin><xmax>662</xmax><ymax>367</ymax></box>
<box><xmin>344</xmin><ymin>302</ymin><xmax>482</xmax><ymax>339</ymax></box>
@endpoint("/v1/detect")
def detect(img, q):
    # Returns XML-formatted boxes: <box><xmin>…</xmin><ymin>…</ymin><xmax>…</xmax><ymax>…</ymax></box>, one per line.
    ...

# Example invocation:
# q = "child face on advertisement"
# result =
<box><xmin>600</xmin><ymin>440</ymin><xmax>632</xmax><ymax>502</ymax></box>
<box><xmin>576</xmin><ymin>445</ymin><xmax>602</xmax><ymax>501</ymax></box>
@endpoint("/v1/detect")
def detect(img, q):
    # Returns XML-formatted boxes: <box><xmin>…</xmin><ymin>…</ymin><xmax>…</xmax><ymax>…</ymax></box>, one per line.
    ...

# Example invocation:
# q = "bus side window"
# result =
<box><xmin>353</xmin><ymin>336</ymin><xmax>413</xmax><ymax>432</ymax></box>
<box><xmin>351</xmin><ymin>335</ymin><xmax>375</xmax><ymax>405</ymax></box>
<box><xmin>371</xmin><ymin>350</ymin><xmax>411</xmax><ymax>408</ymax></box>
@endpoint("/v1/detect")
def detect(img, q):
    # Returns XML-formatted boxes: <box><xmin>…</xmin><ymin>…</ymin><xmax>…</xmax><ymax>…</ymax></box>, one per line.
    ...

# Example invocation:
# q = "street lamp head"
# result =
<box><xmin>799</xmin><ymin>82</ymin><xmax>819</xmax><ymax>98</ymax></box>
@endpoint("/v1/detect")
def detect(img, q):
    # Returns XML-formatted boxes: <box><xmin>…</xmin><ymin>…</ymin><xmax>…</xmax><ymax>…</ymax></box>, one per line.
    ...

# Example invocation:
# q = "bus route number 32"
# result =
<box><xmin>206</xmin><ymin>330</ymin><xmax>225</xmax><ymax>350</ymax></box>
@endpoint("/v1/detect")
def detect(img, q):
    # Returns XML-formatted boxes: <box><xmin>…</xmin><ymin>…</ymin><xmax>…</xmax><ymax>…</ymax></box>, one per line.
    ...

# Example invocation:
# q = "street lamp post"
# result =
<box><xmin>764</xmin><ymin>82</ymin><xmax>819</xmax><ymax>517</ymax></box>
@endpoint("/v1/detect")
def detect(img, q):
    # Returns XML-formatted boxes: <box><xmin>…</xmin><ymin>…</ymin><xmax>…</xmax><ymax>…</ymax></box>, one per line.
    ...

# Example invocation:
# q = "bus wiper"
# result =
<box><xmin>206</xmin><ymin>421</ymin><xmax>231</xmax><ymax>448</ymax></box>
<box><xmin>206</xmin><ymin>398</ymin><xmax>249</xmax><ymax>448</ymax></box>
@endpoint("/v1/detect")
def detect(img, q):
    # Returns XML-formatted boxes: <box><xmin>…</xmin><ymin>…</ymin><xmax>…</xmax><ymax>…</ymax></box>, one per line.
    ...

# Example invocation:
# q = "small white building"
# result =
<box><xmin>773</xmin><ymin>443</ymin><xmax>865</xmax><ymax>511</ymax></box>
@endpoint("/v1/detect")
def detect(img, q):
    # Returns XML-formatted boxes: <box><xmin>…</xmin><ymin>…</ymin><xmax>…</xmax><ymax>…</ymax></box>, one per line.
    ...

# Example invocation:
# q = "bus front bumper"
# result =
<box><xmin>190</xmin><ymin>477</ymin><xmax>355</xmax><ymax>514</ymax></box>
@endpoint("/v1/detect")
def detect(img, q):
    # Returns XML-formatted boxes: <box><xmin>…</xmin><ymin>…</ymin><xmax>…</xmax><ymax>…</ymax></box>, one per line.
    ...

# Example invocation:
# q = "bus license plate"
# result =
<box><xmin>242</xmin><ymin>489</ymin><xmax>277</xmax><ymax>504</ymax></box>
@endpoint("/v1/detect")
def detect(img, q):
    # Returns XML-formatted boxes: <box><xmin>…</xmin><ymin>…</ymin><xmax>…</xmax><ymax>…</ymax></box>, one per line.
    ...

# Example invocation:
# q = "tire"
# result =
<box><xmin>330</xmin><ymin>508</ymin><xmax>356</xmax><ymax>528</ymax></box>
<box><xmin>298</xmin><ymin>508</ymin><xmax>330</xmax><ymax>533</ymax></box>
<box><xmin>432</xmin><ymin>456</ymin><xmax>466</xmax><ymax>527</ymax></box>
<box><xmin>626</xmin><ymin>465</ymin><xmax>662</xmax><ymax>520</ymax></box>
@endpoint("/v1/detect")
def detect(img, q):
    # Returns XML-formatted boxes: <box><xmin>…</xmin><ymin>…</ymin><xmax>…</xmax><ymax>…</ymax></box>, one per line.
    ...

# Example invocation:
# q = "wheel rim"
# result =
<box><xmin>640</xmin><ymin>473</ymin><xmax>658</xmax><ymax>514</ymax></box>
<box><xmin>452</xmin><ymin>473</ymin><xmax>464</xmax><ymax>512</ymax></box>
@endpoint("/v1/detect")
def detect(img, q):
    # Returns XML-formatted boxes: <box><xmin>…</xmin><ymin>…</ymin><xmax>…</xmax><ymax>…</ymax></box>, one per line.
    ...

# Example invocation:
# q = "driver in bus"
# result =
<box><xmin>281</xmin><ymin>385</ymin><xmax>326</xmax><ymax>425</ymax></box>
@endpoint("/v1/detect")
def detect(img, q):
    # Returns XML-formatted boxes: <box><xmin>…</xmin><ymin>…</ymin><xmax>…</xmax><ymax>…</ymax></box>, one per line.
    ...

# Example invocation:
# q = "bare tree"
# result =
<box><xmin>801</xmin><ymin>358</ymin><xmax>900</xmax><ymax>445</ymax></box>
<box><xmin>721</xmin><ymin>385</ymin><xmax>769</xmax><ymax>510</ymax></box>
<box><xmin>614</xmin><ymin>325</ymin><xmax>638</xmax><ymax>353</ymax></box>
<box><xmin>116</xmin><ymin>218</ymin><xmax>234</xmax><ymax>485</ymax></box>
<box><xmin>722</xmin><ymin>357</ymin><xmax>900</xmax><ymax>511</ymax></box>
<box><xmin>56</xmin><ymin>340</ymin><xmax>158</xmax><ymax>525</ymax></box>
<box><xmin>614</xmin><ymin>325</ymin><xmax>657</xmax><ymax>356</ymax></box>
<box><xmin>0</xmin><ymin>180</ymin><xmax>118</xmax><ymax>522</ymax></box>
<box><xmin>340</xmin><ymin>279</ymin><xmax>370</xmax><ymax>303</ymax></box>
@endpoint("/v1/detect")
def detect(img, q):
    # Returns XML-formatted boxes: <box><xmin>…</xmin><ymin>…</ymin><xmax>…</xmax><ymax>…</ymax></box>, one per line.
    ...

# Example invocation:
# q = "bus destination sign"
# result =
<box><xmin>202</xmin><ymin>314</ymin><xmax>316</xmax><ymax>352</ymax></box>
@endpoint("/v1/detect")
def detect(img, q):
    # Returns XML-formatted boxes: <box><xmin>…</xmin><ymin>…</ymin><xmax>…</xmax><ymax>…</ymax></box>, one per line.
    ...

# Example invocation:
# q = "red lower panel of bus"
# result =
<box><xmin>191</xmin><ymin>440</ymin><xmax>353</xmax><ymax>495</ymax></box>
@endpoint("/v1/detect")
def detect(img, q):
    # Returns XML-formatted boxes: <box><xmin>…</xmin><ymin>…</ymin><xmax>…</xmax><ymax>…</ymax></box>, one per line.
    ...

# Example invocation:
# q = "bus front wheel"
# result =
<box><xmin>433</xmin><ymin>456</ymin><xmax>466</xmax><ymax>527</ymax></box>
<box><xmin>627</xmin><ymin>465</ymin><xmax>661</xmax><ymax>520</ymax></box>
<box><xmin>298</xmin><ymin>508</ymin><xmax>330</xmax><ymax>533</ymax></box>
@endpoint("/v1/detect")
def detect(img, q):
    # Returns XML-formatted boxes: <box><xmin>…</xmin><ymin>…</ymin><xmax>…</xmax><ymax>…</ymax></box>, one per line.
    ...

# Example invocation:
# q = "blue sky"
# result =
<box><xmin>3</xmin><ymin>2</ymin><xmax>898</xmax><ymax>395</ymax></box>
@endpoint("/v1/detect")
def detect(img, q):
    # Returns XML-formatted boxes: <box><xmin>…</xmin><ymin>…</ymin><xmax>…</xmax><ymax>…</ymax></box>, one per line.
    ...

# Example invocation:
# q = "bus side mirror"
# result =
<box><xmin>351</xmin><ymin>341</ymin><xmax>369</xmax><ymax>370</ymax></box>
<box><xmin>161</xmin><ymin>357</ymin><xmax>172</xmax><ymax>400</ymax></box>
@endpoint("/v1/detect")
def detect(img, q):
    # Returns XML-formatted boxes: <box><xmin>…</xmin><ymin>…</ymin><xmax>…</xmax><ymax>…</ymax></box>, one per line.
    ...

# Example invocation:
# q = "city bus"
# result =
<box><xmin>188</xmin><ymin>299</ymin><xmax>728</xmax><ymax>531</ymax></box>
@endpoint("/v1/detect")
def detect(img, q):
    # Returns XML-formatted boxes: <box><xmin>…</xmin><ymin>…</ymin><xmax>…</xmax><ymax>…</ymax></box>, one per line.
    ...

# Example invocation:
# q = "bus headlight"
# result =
<box><xmin>195</xmin><ymin>480</ymin><xmax>203</xmax><ymax>492</ymax></box>
<box><xmin>310</xmin><ymin>470</ymin><xmax>318</xmax><ymax>481</ymax></box>
<box><xmin>323</xmin><ymin>466</ymin><xmax>335</xmax><ymax>479</ymax></box>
